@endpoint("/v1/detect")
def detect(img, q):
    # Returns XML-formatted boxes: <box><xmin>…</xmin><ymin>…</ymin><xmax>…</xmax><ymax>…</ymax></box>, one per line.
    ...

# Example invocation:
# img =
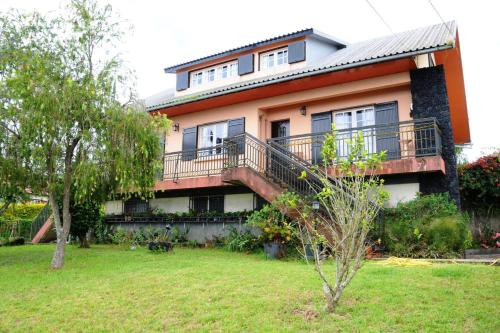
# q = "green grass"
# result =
<box><xmin>0</xmin><ymin>245</ymin><xmax>497</xmax><ymax>332</ymax></box>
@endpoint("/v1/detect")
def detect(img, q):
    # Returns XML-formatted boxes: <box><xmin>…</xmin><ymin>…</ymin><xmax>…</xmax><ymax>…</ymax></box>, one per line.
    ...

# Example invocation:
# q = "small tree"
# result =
<box><xmin>0</xmin><ymin>1</ymin><xmax>170</xmax><ymax>268</ymax></box>
<box><xmin>277</xmin><ymin>130</ymin><xmax>387</xmax><ymax>312</ymax></box>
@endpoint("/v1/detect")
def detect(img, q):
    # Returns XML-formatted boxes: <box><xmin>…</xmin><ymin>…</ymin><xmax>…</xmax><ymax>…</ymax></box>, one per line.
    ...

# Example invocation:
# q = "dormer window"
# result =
<box><xmin>260</xmin><ymin>48</ymin><xmax>288</xmax><ymax>70</ymax></box>
<box><xmin>190</xmin><ymin>61</ymin><xmax>238</xmax><ymax>87</ymax></box>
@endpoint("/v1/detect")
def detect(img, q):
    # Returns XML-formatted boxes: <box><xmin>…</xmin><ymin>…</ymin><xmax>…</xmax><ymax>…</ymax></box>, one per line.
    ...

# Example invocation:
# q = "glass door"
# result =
<box><xmin>333</xmin><ymin>107</ymin><xmax>376</xmax><ymax>158</ymax></box>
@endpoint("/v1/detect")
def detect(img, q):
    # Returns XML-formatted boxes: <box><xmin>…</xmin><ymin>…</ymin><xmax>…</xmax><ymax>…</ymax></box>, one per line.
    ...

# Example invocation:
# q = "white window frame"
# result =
<box><xmin>198</xmin><ymin>121</ymin><xmax>228</xmax><ymax>156</ymax></box>
<box><xmin>333</xmin><ymin>106</ymin><xmax>376</xmax><ymax>158</ymax></box>
<box><xmin>190</xmin><ymin>61</ymin><xmax>239</xmax><ymax>87</ymax></box>
<box><xmin>260</xmin><ymin>47</ymin><xmax>288</xmax><ymax>70</ymax></box>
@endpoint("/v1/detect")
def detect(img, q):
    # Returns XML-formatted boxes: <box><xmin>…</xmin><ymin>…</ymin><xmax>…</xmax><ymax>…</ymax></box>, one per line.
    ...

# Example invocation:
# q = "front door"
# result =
<box><xmin>269</xmin><ymin>120</ymin><xmax>290</xmax><ymax>177</ymax></box>
<box><xmin>271</xmin><ymin>120</ymin><xmax>290</xmax><ymax>140</ymax></box>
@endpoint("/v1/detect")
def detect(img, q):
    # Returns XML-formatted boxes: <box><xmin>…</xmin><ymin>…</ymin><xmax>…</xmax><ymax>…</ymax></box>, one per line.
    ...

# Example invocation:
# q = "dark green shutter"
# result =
<box><xmin>375</xmin><ymin>102</ymin><xmax>400</xmax><ymax>160</ymax></box>
<box><xmin>311</xmin><ymin>112</ymin><xmax>332</xmax><ymax>164</ymax></box>
<box><xmin>182</xmin><ymin>127</ymin><xmax>197</xmax><ymax>161</ymax></box>
<box><xmin>288</xmin><ymin>41</ymin><xmax>306</xmax><ymax>63</ymax></box>
<box><xmin>228</xmin><ymin>118</ymin><xmax>245</xmax><ymax>154</ymax></box>
<box><xmin>238</xmin><ymin>54</ymin><xmax>254</xmax><ymax>75</ymax></box>
<box><xmin>176</xmin><ymin>71</ymin><xmax>189</xmax><ymax>91</ymax></box>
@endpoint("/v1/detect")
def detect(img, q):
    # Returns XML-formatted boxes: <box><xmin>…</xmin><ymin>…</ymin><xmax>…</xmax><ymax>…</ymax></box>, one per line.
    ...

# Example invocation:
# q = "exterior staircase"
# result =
<box><xmin>220</xmin><ymin>133</ymin><xmax>329</xmax><ymax>202</ymax></box>
<box><xmin>30</xmin><ymin>204</ymin><xmax>54</xmax><ymax>244</ymax></box>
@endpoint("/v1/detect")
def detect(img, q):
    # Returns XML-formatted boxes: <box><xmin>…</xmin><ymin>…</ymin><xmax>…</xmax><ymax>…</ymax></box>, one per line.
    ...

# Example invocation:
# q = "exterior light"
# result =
<box><xmin>312</xmin><ymin>200</ymin><xmax>320</xmax><ymax>211</ymax></box>
<box><xmin>173</xmin><ymin>123</ymin><xmax>180</xmax><ymax>132</ymax></box>
<box><xmin>299</xmin><ymin>106</ymin><xmax>307</xmax><ymax>116</ymax></box>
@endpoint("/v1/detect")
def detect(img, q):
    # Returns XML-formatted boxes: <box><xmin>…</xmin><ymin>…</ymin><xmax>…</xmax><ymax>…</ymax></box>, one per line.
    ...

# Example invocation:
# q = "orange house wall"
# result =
<box><xmin>165</xmin><ymin>72</ymin><xmax>412</xmax><ymax>153</ymax></box>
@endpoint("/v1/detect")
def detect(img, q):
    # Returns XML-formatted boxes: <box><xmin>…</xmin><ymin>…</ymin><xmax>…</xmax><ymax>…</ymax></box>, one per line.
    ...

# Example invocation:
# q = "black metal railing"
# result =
<box><xmin>162</xmin><ymin>133</ymin><xmax>328</xmax><ymax>197</ymax></box>
<box><xmin>29</xmin><ymin>203</ymin><xmax>52</xmax><ymax>240</ymax></box>
<box><xmin>267</xmin><ymin>118</ymin><xmax>442</xmax><ymax>165</ymax></box>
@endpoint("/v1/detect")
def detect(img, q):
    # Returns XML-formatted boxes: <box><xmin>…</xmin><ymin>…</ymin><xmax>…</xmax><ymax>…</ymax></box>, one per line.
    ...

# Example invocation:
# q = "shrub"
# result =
<box><xmin>426</xmin><ymin>216</ymin><xmax>471</xmax><ymax>257</ymax></box>
<box><xmin>0</xmin><ymin>203</ymin><xmax>45</xmax><ymax>220</ymax></box>
<box><xmin>247</xmin><ymin>204</ymin><xmax>295</xmax><ymax>244</ymax></box>
<box><xmin>383</xmin><ymin>193</ymin><xmax>470</xmax><ymax>258</ymax></box>
<box><xmin>459</xmin><ymin>152</ymin><xmax>499</xmax><ymax>214</ymax></box>
<box><xmin>224</xmin><ymin>227</ymin><xmax>260</xmax><ymax>253</ymax></box>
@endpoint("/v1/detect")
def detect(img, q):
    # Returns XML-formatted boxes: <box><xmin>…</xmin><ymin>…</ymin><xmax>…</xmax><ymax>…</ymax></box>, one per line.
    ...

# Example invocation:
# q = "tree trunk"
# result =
<box><xmin>51</xmin><ymin>237</ymin><xmax>66</xmax><ymax>269</ymax></box>
<box><xmin>79</xmin><ymin>235</ymin><xmax>89</xmax><ymax>248</ymax></box>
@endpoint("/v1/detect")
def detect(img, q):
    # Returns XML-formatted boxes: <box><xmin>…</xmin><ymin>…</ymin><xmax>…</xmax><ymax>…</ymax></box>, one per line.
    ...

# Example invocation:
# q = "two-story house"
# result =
<box><xmin>104</xmin><ymin>22</ymin><xmax>470</xmax><ymax>242</ymax></box>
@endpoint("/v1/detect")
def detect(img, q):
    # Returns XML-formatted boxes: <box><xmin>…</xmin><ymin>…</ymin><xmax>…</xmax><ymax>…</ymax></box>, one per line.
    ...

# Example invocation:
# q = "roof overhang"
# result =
<box><xmin>150</xmin><ymin>57</ymin><xmax>417</xmax><ymax>118</ymax></box>
<box><xmin>434</xmin><ymin>31</ymin><xmax>470</xmax><ymax>144</ymax></box>
<box><xmin>163</xmin><ymin>28</ymin><xmax>346</xmax><ymax>74</ymax></box>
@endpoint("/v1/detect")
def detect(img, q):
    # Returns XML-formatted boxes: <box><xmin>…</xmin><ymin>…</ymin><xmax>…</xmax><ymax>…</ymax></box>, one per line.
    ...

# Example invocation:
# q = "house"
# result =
<box><xmin>104</xmin><ymin>22</ymin><xmax>470</xmax><ymax>242</ymax></box>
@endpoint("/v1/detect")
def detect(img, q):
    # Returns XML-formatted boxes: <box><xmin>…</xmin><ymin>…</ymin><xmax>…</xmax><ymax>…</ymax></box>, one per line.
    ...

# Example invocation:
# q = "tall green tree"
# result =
<box><xmin>0</xmin><ymin>0</ymin><xmax>170</xmax><ymax>268</ymax></box>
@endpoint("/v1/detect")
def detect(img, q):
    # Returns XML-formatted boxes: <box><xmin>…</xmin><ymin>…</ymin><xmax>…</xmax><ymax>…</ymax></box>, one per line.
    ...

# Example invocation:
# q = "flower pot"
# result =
<box><xmin>264</xmin><ymin>242</ymin><xmax>284</xmax><ymax>259</ymax></box>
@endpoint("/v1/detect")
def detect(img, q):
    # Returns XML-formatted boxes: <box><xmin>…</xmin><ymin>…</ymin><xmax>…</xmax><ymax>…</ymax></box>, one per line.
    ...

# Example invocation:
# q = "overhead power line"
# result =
<box><xmin>365</xmin><ymin>0</ymin><xmax>394</xmax><ymax>34</ymax></box>
<box><xmin>427</xmin><ymin>0</ymin><xmax>455</xmax><ymax>38</ymax></box>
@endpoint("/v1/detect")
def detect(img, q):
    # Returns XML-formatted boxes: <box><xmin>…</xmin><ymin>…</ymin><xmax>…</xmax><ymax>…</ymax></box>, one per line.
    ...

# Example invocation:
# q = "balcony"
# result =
<box><xmin>156</xmin><ymin>118</ymin><xmax>445</xmax><ymax>192</ymax></box>
<box><xmin>267</xmin><ymin>117</ymin><xmax>445</xmax><ymax>176</ymax></box>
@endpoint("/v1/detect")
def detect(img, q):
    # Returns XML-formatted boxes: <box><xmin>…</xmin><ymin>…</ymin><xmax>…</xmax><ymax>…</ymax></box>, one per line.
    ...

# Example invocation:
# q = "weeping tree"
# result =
<box><xmin>0</xmin><ymin>0</ymin><xmax>170</xmax><ymax>268</ymax></box>
<box><xmin>277</xmin><ymin>130</ymin><xmax>388</xmax><ymax>312</ymax></box>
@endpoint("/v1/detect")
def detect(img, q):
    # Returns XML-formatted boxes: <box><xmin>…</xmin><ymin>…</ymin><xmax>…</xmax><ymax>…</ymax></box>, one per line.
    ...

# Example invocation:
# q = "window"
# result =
<box><xmin>192</xmin><ymin>72</ymin><xmax>203</xmax><ymax>86</ymax></box>
<box><xmin>124</xmin><ymin>198</ymin><xmax>149</xmax><ymax>215</ymax></box>
<box><xmin>333</xmin><ymin>107</ymin><xmax>376</xmax><ymax>158</ymax></box>
<box><xmin>207</xmin><ymin>69</ymin><xmax>215</xmax><ymax>82</ymax></box>
<box><xmin>191</xmin><ymin>195</ymin><xmax>224</xmax><ymax>213</ymax></box>
<box><xmin>190</xmin><ymin>61</ymin><xmax>238</xmax><ymax>87</ymax></box>
<box><xmin>199</xmin><ymin>121</ymin><xmax>228</xmax><ymax>156</ymax></box>
<box><xmin>260</xmin><ymin>48</ymin><xmax>288</xmax><ymax>70</ymax></box>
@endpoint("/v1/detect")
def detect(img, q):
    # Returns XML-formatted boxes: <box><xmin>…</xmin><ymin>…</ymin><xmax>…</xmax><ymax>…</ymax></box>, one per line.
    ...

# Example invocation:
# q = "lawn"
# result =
<box><xmin>0</xmin><ymin>245</ymin><xmax>497</xmax><ymax>332</ymax></box>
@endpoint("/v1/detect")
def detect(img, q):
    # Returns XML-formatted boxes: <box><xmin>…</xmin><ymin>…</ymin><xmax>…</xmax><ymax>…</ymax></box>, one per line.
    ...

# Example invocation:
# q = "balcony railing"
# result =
<box><xmin>267</xmin><ymin>118</ymin><xmax>442</xmax><ymax>165</ymax></box>
<box><xmin>162</xmin><ymin>133</ymin><xmax>325</xmax><ymax>197</ymax></box>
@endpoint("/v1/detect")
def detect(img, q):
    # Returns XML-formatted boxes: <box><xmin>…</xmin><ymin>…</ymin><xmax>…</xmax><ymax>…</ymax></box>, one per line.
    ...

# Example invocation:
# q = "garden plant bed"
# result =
<box><xmin>0</xmin><ymin>245</ymin><xmax>497</xmax><ymax>332</ymax></box>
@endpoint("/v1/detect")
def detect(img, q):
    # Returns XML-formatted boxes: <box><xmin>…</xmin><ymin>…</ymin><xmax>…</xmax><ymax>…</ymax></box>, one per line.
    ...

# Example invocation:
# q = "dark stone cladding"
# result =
<box><xmin>410</xmin><ymin>65</ymin><xmax>460</xmax><ymax>208</ymax></box>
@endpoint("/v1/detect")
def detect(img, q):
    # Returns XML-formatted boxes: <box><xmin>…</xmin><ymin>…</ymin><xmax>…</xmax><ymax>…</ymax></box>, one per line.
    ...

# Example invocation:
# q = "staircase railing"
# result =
<box><xmin>30</xmin><ymin>203</ymin><xmax>52</xmax><ymax>240</ymax></box>
<box><xmin>225</xmin><ymin>133</ymin><xmax>329</xmax><ymax>197</ymax></box>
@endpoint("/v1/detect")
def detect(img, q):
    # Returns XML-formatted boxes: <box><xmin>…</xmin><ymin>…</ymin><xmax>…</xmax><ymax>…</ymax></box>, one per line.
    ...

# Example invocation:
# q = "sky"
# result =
<box><xmin>1</xmin><ymin>0</ymin><xmax>499</xmax><ymax>161</ymax></box>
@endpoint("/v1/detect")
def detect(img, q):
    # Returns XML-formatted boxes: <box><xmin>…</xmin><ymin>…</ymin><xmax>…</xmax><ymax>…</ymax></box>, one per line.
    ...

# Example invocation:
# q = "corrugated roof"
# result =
<box><xmin>163</xmin><ymin>28</ymin><xmax>346</xmax><ymax>73</ymax></box>
<box><xmin>147</xmin><ymin>21</ymin><xmax>457</xmax><ymax>111</ymax></box>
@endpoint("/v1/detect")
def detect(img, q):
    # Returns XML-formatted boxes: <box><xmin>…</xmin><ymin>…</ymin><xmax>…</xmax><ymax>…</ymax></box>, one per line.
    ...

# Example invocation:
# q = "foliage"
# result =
<box><xmin>247</xmin><ymin>204</ymin><xmax>295</xmax><ymax>244</ymax></box>
<box><xmin>458</xmin><ymin>152</ymin><xmax>499</xmax><ymax>214</ymax></box>
<box><xmin>0</xmin><ymin>0</ymin><xmax>170</xmax><ymax>268</ymax></box>
<box><xmin>69</xmin><ymin>198</ymin><xmax>102</xmax><ymax>248</ymax></box>
<box><xmin>278</xmin><ymin>128</ymin><xmax>387</xmax><ymax>312</ymax></box>
<box><xmin>0</xmin><ymin>203</ymin><xmax>45</xmax><ymax>221</ymax></box>
<box><xmin>383</xmin><ymin>193</ymin><xmax>471</xmax><ymax>258</ymax></box>
<box><xmin>224</xmin><ymin>227</ymin><xmax>260</xmax><ymax>253</ymax></box>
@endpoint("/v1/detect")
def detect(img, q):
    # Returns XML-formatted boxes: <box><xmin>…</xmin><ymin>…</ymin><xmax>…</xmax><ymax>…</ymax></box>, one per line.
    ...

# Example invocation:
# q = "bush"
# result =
<box><xmin>224</xmin><ymin>227</ymin><xmax>260</xmax><ymax>253</ymax></box>
<box><xmin>0</xmin><ymin>203</ymin><xmax>45</xmax><ymax>221</ymax></box>
<box><xmin>459</xmin><ymin>152</ymin><xmax>499</xmax><ymax>214</ymax></box>
<box><xmin>247</xmin><ymin>204</ymin><xmax>295</xmax><ymax>244</ymax></box>
<box><xmin>383</xmin><ymin>193</ymin><xmax>470</xmax><ymax>258</ymax></box>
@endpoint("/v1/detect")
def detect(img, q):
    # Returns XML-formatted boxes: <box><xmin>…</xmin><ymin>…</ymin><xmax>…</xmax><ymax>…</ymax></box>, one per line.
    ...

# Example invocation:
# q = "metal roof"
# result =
<box><xmin>147</xmin><ymin>21</ymin><xmax>457</xmax><ymax>112</ymax></box>
<box><xmin>163</xmin><ymin>28</ymin><xmax>346</xmax><ymax>73</ymax></box>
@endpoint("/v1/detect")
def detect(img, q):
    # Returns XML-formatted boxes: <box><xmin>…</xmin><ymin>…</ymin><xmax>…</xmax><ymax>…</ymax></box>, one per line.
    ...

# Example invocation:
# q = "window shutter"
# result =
<box><xmin>375</xmin><ymin>102</ymin><xmax>400</xmax><ymax>160</ymax></box>
<box><xmin>288</xmin><ymin>41</ymin><xmax>306</xmax><ymax>64</ymax></box>
<box><xmin>182</xmin><ymin>126</ymin><xmax>197</xmax><ymax>161</ymax></box>
<box><xmin>311</xmin><ymin>112</ymin><xmax>332</xmax><ymax>164</ymax></box>
<box><xmin>238</xmin><ymin>54</ymin><xmax>254</xmax><ymax>75</ymax></box>
<box><xmin>227</xmin><ymin>118</ymin><xmax>245</xmax><ymax>154</ymax></box>
<box><xmin>176</xmin><ymin>71</ymin><xmax>189</xmax><ymax>91</ymax></box>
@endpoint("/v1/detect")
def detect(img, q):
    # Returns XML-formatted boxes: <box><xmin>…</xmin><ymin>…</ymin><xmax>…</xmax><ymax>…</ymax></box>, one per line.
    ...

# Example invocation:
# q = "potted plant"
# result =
<box><xmin>247</xmin><ymin>204</ymin><xmax>294</xmax><ymax>259</ymax></box>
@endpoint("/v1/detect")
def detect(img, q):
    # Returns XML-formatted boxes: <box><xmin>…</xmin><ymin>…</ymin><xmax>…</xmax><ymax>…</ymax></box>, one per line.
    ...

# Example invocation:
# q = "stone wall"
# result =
<box><xmin>410</xmin><ymin>65</ymin><xmax>460</xmax><ymax>207</ymax></box>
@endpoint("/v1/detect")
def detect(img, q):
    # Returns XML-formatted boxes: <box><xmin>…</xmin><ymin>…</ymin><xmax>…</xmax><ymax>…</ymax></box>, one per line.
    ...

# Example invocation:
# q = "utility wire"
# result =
<box><xmin>365</xmin><ymin>0</ymin><xmax>394</xmax><ymax>34</ymax></box>
<box><xmin>428</xmin><ymin>0</ymin><xmax>455</xmax><ymax>38</ymax></box>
